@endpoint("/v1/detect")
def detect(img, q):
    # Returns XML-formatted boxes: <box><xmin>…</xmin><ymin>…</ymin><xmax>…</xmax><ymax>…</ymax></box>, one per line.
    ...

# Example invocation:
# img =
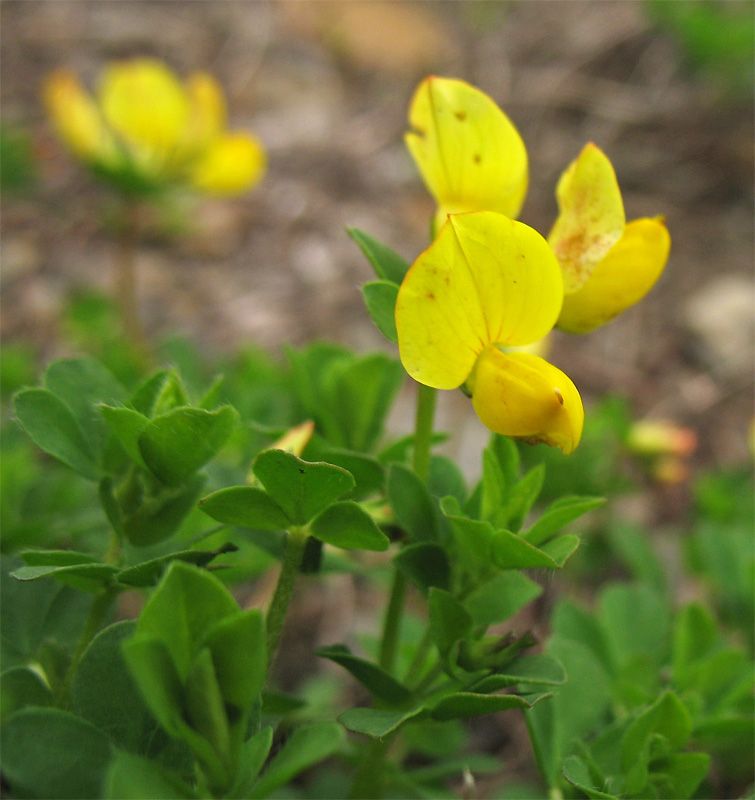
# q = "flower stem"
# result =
<box><xmin>412</xmin><ymin>383</ymin><xmax>437</xmax><ymax>483</ymax></box>
<box><xmin>378</xmin><ymin>570</ymin><xmax>407</xmax><ymax>673</ymax></box>
<box><xmin>378</xmin><ymin>383</ymin><xmax>438</xmax><ymax>675</ymax></box>
<box><xmin>115</xmin><ymin>200</ymin><xmax>152</xmax><ymax>366</ymax></box>
<box><xmin>265</xmin><ymin>527</ymin><xmax>309</xmax><ymax>669</ymax></box>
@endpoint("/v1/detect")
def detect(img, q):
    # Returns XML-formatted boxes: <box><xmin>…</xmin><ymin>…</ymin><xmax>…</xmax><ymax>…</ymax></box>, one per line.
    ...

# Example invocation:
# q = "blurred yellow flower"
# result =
<box><xmin>44</xmin><ymin>58</ymin><xmax>266</xmax><ymax>197</ymax></box>
<box><xmin>405</xmin><ymin>76</ymin><xmax>528</xmax><ymax>236</ymax></box>
<box><xmin>549</xmin><ymin>143</ymin><xmax>670</xmax><ymax>333</ymax></box>
<box><xmin>396</xmin><ymin>212</ymin><xmax>583</xmax><ymax>454</ymax></box>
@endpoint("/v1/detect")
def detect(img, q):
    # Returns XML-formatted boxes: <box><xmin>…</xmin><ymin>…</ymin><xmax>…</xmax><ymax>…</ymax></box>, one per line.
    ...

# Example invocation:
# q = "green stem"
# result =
<box><xmin>265</xmin><ymin>527</ymin><xmax>309</xmax><ymax>669</ymax></box>
<box><xmin>412</xmin><ymin>383</ymin><xmax>437</xmax><ymax>482</ymax></box>
<box><xmin>115</xmin><ymin>200</ymin><xmax>152</xmax><ymax>366</ymax></box>
<box><xmin>350</xmin><ymin>737</ymin><xmax>392</xmax><ymax>800</ymax></box>
<box><xmin>57</xmin><ymin>587</ymin><xmax>116</xmax><ymax>707</ymax></box>
<box><xmin>403</xmin><ymin>625</ymin><xmax>434</xmax><ymax>686</ymax></box>
<box><xmin>378</xmin><ymin>571</ymin><xmax>407</xmax><ymax>673</ymax></box>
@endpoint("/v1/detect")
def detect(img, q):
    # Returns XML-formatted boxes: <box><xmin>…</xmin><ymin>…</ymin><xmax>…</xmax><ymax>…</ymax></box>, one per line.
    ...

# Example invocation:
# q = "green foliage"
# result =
<box><xmin>646</xmin><ymin>0</ymin><xmax>755</xmax><ymax>96</ymax></box>
<box><xmin>0</xmin><ymin>123</ymin><xmax>37</xmax><ymax>193</ymax></box>
<box><xmin>4</xmin><ymin>319</ymin><xmax>752</xmax><ymax>800</ymax></box>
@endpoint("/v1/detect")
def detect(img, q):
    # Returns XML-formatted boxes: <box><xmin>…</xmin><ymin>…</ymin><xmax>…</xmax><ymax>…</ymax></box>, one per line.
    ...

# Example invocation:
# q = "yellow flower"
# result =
<box><xmin>396</xmin><ymin>211</ymin><xmax>583</xmax><ymax>454</ymax></box>
<box><xmin>549</xmin><ymin>143</ymin><xmax>670</xmax><ymax>333</ymax></box>
<box><xmin>405</xmin><ymin>76</ymin><xmax>528</xmax><ymax>235</ymax></box>
<box><xmin>44</xmin><ymin>58</ymin><xmax>265</xmax><ymax>196</ymax></box>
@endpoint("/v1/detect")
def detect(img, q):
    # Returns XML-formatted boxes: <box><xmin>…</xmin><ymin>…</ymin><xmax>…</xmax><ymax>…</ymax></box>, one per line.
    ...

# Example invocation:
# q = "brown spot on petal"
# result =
<box><xmin>555</xmin><ymin>388</ymin><xmax>564</xmax><ymax>405</ymax></box>
<box><xmin>454</xmin><ymin>110</ymin><xmax>466</xmax><ymax>121</ymax></box>
<box><xmin>473</xmin><ymin>153</ymin><xmax>481</xmax><ymax>164</ymax></box>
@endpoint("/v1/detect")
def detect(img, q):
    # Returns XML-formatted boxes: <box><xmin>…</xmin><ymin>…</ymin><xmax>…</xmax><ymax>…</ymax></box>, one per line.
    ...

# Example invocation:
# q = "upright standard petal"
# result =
<box><xmin>43</xmin><ymin>69</ymin><xmax>117</xmax><ymax>165</ymax></box>
<box><xmin>395</xmin><ymin>212</ymin><xmax>563</xmax><ymax>390</ymax></box>
<box><xmin>405</xmin><ymin>77</ymin><xmax>528</xmax><ymax>231</ymax></box>
<box><xmin>548</xmin><ymin>143</ymin><xmax>625</xmax><ymax>294</ymax></box>
<box><xmin>189</xmin><ymin>132</ymin><xmax>266</xmax><ymax>195</ymax></box>
<box><xmin>558</xmin><ymin>217</ymin><xmax>671</xmax><ymax>333</ymax></box>
<box><xmin>468</xmin><ymin>347</ymin><xmax>584</xmax><ymax>454</ymax></box>
<box><xmin>99</xmin><ymin>58</ymin><xmax>189</xmax><ymax>156</ymax></box>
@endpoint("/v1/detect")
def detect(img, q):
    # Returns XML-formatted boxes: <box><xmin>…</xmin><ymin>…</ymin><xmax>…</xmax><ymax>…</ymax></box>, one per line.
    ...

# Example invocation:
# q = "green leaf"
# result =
<box><xmin>362</xmin><ymin>281</ymin><xmax>400</xmax><ymax>343</ymax></box>
<box><xmin>480</xmin><ymin>435</ymin><xmax>519</xmax><ymax>526</ymax></box>
<box><xmin>253</xmin><ymin>449</ymin><xmax>354</xmax><ymax>526</ymax></box>
<box><xmin>71</xmin><ymin>621</ymin><xmax>165</xmax><ymax>755</ymax></box>
<box><xmin>563</xmin><ymin>756</ymin><xmax>618</xmax><ymax>799</ymax></box>
<box><xmin>428</xmin><ymin>588</ymin><xmax>473</xmax><ymax>658</ymax></box>
<box><xmin>393</xmin><ymin>542</ymin><xmax>451</xmax><ymax>593</ymax></box>
<box><xmin>198</xmin><ymin>375</ymin><xmax>225</xmax><ymax>410</ymax></box>
<box><xmin>1</xmin><ymin>555</ymin><xmax>92</xmax><ymax>669</ymax></box>
<box><xmin>106</xmin><ymin>751</ymin><xmax>195</xmax><ymax>799</ymax></box>
<box><xmin>14</xmin><ymin>388</ymin><xmax>98</xmax><ymax>479</ymax></box>
<box><xmin>606</xmin><ymin>523</ymin><xmax>666</xmax><ymax>593</ymax></box>
<box><xmin>525</xmin><ymin>638</ymin><xmax>612</xmax><ymax>788</ymax></box>
<box><xmin>310</xmin><ymin>501</ymin><xmax>390</xmax><ymax>551</ymax></box>
<box><xmin>100</xmin><ymin>405</ymin><xmax>150</xmax><ymax>469</ymax></box>
<box><xmin>133</xmin><ymin>561</ymin><xmax>239</xmax><ymax>679</ymax></box>
<box><xmin>121</xmin><ymin>637</ymin><xmax>187</xmax><ymax>739</ymax></box>
<box><xmin>324</xmin><ymin>353</ymin><xmax>405</xmax><ymax>452</ymax></box>
<box><xmin>463</xmin><ymin>572</ymin><xmax>542</xmax><ymax>627</ymax></box>
<box><xmin>506</xmin><ymin>464</ymin><xmax>545</xmax><ymax>532</ymax></box>
<box><xmin>431</xmin><ymin>691</ymin><xmax>550</xmax><ymax>721</ymax></box>
<box><xmin>250</xmin><ymin>721</ymin><xmax>345</xmax><ymax>798</ymax></box>
<box><xmin>199</xmin><ymin>486</ymin><xmax>290</xmax><ymax>531</ymax></box>
<box><xmin>540</xmin><ymin>534</ymin><xmax>581</xmax><ymax>568</ymax></box>
<box><xmin>672</xmin><ymin>602</ymin><xmax>718</xmax><ymax>687</ymax></box>
<box><xmin>470</xmin><ymin>654</ymin><xmax>567</xmax><ymax>692</ymax></box>
<box><xmin>304</xmin><ymin>442</ymin><xmax>385</xmax><ymax>500</ymax></box>
<box><xmin>1</xmin><ymin>707</ymin><xmax>113</xmax><ymax>799</ymax></box>
<box><xmin>20</xmin><ymin>549</ymin><xmax>100</xmax><ymax>567</ymax></box>
<box><xmin>442</xmin><ymin>497</ymin><xmax>495</xmax><ymax>578</ymax></box>
<box><xmin>317</xmin><ymin>645</ymin><xmax>413</xmax><ymax>705</ymax></box>
<box><xmin>203</xmin><ymin>610</ymin><xmax>267</xmax><ymax>726</ymax></box>
<box><xmin>116</xmin><ymin>545</ymin><xmax>238</xmax><ymax>587</ymax></box>
<box><xmin>428</xmin><ymin>456</ymin><xmax>467</xmax><ymax>506</ymax></box>
<box><xmin>122</xmin><ymin>475</ymin><xmax>206</xmax><ymax>547</ymax></box>
<box><xmin>522</xmin><ymin>495</ymin><xmax>605</xmax><ymax>546</ymax></box>
<box><xmin>347</xmin><ymin>227</ymin><xmax>410</xmax><ymax>283</ymax></box>
<box><xmin>338</xmin><ymin>707</ymin><xmax>424</xmax><ymax>738</ymax></box>
<box><xmin>226</xmin><ymin>727</ymin><xmax>273</xmax><ymax>799</ymax></box>
<box><xmin>184</xmin><ymin>647</ymin><xmax>232</xmax><ymax>759</ymax></box>
<box><xmin>490</xmin><ymin>528</ymin><xmax>566</xmax><ymax>570</ymax></box>
<box><xmin>139</xmin><ymin>406</ymin><xmax>238</xmax><ymax>485</ymax></box>
<box><xmin>621</xmin><ymin>691</ymin><xmax>692</xmax><ymax>772</ymax></box>
<box><xmin>130</xmin><ymin>370</ymin><xmax>173</xmax><ymax>416</ymax></box>
<box><xmin>387</xmin><ymin>463</ymin><xmax>439</xmax><ymax>542</ymax></box>
<box><xmin>650</xmin><ymin>752</ymin><xmax>711</xmax><ymax>799</ymax></box>
<box><xmin>11</xmin><ymin>563</ymin><xmax>119</xmax><ymax>593</ymax></box>
<box><xmin>0</xmin><ymin>666</ymin><xmax>52</xmax><ymax>721</ymax></box>
<box><xmin>598</xmin><ymin>584</ymin><xmax>671</xmax><ymax>673</ymax></box>
<box><xmin>44</xmin><ymin>358</ymin><xmax>126</xmax><ymax>454</ymax></box>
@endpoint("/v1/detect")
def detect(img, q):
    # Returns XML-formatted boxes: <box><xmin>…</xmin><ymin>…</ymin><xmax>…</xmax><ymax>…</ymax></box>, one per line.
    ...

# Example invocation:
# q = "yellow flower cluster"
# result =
<box><xmin>398</xmin><ymin>77</ymin><xmax>671</xmax><ymax>454</ymax></box>
<box><xmin>44</xmin><ymin>58</ymin><xmax>266</xmax><ymax>197</ymax></box>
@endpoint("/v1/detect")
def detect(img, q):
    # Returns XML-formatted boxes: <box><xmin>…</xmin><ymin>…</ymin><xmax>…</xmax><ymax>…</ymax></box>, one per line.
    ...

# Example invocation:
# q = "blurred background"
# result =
<box><xmin>2</xmin><ymin>0</ymin><xmax>753</xmax><ymax>473</ymax></box>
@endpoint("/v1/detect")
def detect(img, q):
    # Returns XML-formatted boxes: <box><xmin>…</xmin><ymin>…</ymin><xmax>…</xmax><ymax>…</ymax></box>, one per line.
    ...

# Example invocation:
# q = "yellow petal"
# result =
<box><xmin>468</xmin><ymin>347</ymin><xmax>583</xmax><ymax>454</ymax></box>
<box><xmin>395</xmin><ymin>211</ymin><xmax>563</xmax><ymax>390</ymax></box>
<box><xmin>548</xmin><ymin>143</ymin><xmax>625</xmax><ymax>293</ymax></box>
<box><xmin>557</xmin><ymin>217</ymin><xmax>670</xmax><ymax>333</ymax></box>
<box><xmin>99</xmin><ymin>58</ymin><xmax>189</xmax><ymax>155</ymax></box>
<box><xmin>43</xmin><ymin>69</ymin><xmax>117</xmax><ymax>165</ymax></box>
<box><xmin>189</xmin><ymin>132</ymin><xmax>266</xmax><ymax>195</ymax></box>
<box><xmin>405</xmin><ymin>76</ymin><xmax>528</xmax><ymax>227</ymax></box>
<box><xmin>186</xmin><ymin>71</ymin><xmax>226</xmax><ymax>147</ymax></box>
